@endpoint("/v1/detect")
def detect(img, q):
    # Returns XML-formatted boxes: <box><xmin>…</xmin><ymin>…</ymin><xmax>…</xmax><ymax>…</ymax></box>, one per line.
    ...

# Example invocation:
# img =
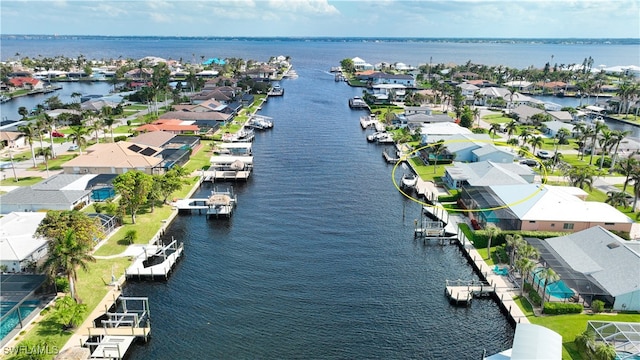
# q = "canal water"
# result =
<box><xmin>124</xmin><ymin>67</ymin><xmax>514</xmax><ymax>359</ymax></box>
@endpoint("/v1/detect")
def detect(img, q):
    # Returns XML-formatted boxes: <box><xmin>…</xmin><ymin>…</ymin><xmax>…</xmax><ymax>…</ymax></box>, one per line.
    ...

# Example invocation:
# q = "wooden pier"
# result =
<box><xmin>125</xmin><ymin>238</ymin><xmax>184</xmax><ymax>280</ymax></box>
<box><xmin>202</xmin><ymin>169</ymin><xmax>251</xmax><ymax>182</ymax></box>
<box><xmin>382</xmin><ymin>147</ymin><xmax>399</xmax><ymax>164</ymax></box>
<box><xmin>445</xmin><ymin>279</ymin><xmax>495</xmax><ymax>306</ymax></box>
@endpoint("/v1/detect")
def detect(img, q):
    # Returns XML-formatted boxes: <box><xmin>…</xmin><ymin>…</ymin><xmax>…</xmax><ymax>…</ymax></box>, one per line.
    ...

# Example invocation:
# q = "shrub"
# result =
<box><xmin>55</xmin><ymin>277</ymin><xmax>70</xmax><ymax>293</ymax></box>
<box><xmin>123</xmin><ymin>229</ymin><xmax>137</xmax><ymax>244</ymax></box>
<box><xmin>438</xmin><ymin>193</ymin><xmax>461</xmax><ymax>202</ymax></box>
<box><xmin>114</xmin><ymin>135</ymin><xmax>129</xmax><ymax>142</ymax></box>
<box><xmin>543</xmin><ymin>302</ymin><xmax>583</xmax><ymax>314</ymax></box>
<box><xmin>592</xmin><ymin>299</ymin><xmax>605</xmax><ymax>313</ymax></box>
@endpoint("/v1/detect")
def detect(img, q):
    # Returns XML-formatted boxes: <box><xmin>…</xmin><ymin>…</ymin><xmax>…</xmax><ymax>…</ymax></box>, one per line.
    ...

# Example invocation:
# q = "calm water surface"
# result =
<box><xmin>124</xmin><ymin>65</ymin><xmax>513</xmax><ymax>359</ymax></box>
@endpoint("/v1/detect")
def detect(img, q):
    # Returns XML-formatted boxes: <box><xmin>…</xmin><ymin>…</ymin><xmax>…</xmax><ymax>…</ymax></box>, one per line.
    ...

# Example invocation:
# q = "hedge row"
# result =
<box><xmin>470</xmin><ymin>230</ymin><xmax>568</xmax><ymax>249</ymax></box>
<box><xmin>543</xmin><ymin>302</ymin><xmax>583</xmax><ymax>314</ymax></box>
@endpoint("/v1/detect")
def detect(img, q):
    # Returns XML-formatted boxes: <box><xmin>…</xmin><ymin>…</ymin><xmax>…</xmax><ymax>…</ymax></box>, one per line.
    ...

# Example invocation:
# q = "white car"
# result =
<box><xmin>68</xmin><ymin>144</ymin><xmax>79</xmax><ymax>151</ymax></box>
<box><xmin>537</xmin><ymin>150</ymin><xmax>553</xmax><ymax>159</ymax></box>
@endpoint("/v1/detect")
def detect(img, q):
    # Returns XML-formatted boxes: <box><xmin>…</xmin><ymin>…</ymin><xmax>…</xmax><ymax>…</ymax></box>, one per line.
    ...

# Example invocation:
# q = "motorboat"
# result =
<box><xmin>401</xmin><ymin>173</ymin><xmax>418</xmax><ymax>188</ymax></box>
<box><xmin>367</xmin><ymin>131</ymin><xmax>384</xmax><ymax>142</ymax></box>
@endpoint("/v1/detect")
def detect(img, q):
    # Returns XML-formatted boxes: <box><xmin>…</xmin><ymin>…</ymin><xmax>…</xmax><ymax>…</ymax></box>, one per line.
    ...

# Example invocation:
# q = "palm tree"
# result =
<box><xmin>41</xmin><ymin>113</ymin><xmax>57</xmax><ymax>158</ymax></box>
<box><xmin>484</xmin><ymin>224</ymin><xmax>501</xmax><ymax>261</ymax></box>
<box><xmin>528</xmin><ymin>135</ymin><xmax>544</xmax><ymax>155</ymax></box>
<box><xmin>516</xmin><ymin>257</ymin><xmax>536</xmax><ymax>296</ymax></box>
<box><xmin>71</xmin><ymin>92</ymin><xmax>82</xmax><ymax>104</ymax></box>
<box><xmin>18</xmin><ymin>106</ymin><xmax>29</xmax><ymax>120</ymax></box>
<box><xmin>606</xmin><ymin>191</ymin><xmax>629</xmax><ymax>209</ymax></box>
<box><xmin>504</xmin><ymin>234</ymin><xmax>524</xmax><ymax>268</ymax></box>
<box><xmin>37</xmin><ymin>146</ymin><xmax>53</xmax><ymax>178</ymax></box>
<box><xmin>617</xmin><ymin>156</ymin><xmax>639</xmax><ymax>193</ymax></box>
<box><xmin>505</xmin><ymin>120</ymin><xmax>518</xmax><ymax>140</ymax></box>
<box><xmin>473</xmin><ymin>107</ymin><xmax>481</xmax><ymax>127</ymax></box>
<box><xmin>631</xmin><ymin>170</ymin><xmax>640</xmax><ymax>212</ymax></box>
<box><xmin>568</xmin><ymin>166</ymin><xmax>595</xmax><ymax>190</ymax></box>
<box><xmin>519</xmin><ymin>128</ymin><xmax>532</xmax><ymax>147</ymax></box>
<box><xmin>429</xmin><ymin>140</ymin><xmax>447</xmax><ymax>174</ymax></box>
<box><xmin>597</xmin><ymin>129</ymin><xmax>614</xmax><ymax>170</ymax></box>
<box><xmin>489</xmin><ymin>123</ymin><xmax>501</xmax><ymax>141</ymax></box>
<box><xmin>18</xmin><ymin>123</ymin><xmax>38</xmax><ymax>167</ymax></box>
<box><xmin>589</xmin><ymin>122</ymin><xmax>608</xmax><ymax>166</ymax></box>
<box><xmin>91</xmin><ymin>119</ymin><xmax>103</xmax><ymax>144</ymax></box>
<box><xmin>41</xmin><ymin>229</ymin><xmax>96</xmax><ymax>303</ymax></box>
<box><xmin>538</xmin><ymin>267</ymin><xmax>560</xmax><ymax>306</ymax></box>
<box><xmin>609</xmin><ymin>130</ymin><xmax>631</xmax><ymax>172</ymax></box>
<box><xmin>68</xmin><ymin>126</ymin><xmax>90</xmax><ymax>154</ymax></box>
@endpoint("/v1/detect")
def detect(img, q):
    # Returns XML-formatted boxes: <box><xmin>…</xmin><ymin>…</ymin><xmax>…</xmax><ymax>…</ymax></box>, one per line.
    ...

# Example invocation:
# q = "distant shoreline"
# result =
<box><xmin>2</xmin><ymin>35</ymin><xmax>639</xmax><ymax>45</ymax></box>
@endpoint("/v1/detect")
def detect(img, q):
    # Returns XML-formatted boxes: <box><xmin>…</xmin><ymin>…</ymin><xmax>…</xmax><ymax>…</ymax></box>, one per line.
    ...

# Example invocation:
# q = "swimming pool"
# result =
<box><xmin>533</xmin><ymin>269</ymin><xmax>575</xmax><ymax>299</ymax></box>
<box><xmin>0</xmin><ymin>300</ymin><xmax>40</xmax><ymax>341</ymax></box>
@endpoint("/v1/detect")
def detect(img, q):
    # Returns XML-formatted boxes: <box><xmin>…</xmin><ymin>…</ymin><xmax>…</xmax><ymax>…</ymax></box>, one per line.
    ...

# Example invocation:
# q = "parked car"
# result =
<box><xmin>68</xmin><ymin>144</ymin><xmax>79</xmax><ymax>151</ymax></box>
<box><xmin>519</xmin><ymin>159</ymin><xmax>537</xmax><ymax>167</ymax></box>
<box><xmin>537</xmin><ymin>150</ymin><xmax>553</xmax><ymax>159</ymax></box>
<box><xmin>51</xmin><ymin>131</ymin><xmax>64</xmax><ymax>138</ymax></box>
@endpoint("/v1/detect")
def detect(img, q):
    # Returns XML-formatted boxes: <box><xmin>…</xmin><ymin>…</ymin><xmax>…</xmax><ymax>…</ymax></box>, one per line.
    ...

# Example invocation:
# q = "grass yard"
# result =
<box><xmin>0</xmin><ymin>176</ymin><xmax>44</xmax><ymax>186</ymax></box>
<box><xmin>528</xmin><ymin>312</ymin><xmax>640</xmax><ymax>360</ymax></box>
<box><xmin>409</xmin><ymin>157</ymin><xmax>447</xmax><ymax>181</ymax></box>
<box><xmin>183</xmin><ymin>140</ymin><xmax>214</xmax><ymax>172</ymax></box>
<box><xmin>29</xmin><ymin>154</ymin><xmax>77</xmax><ymax>171</ymax></box>
<box><xmin>482</xmin><ymin>113</ymin><xmax>512</xmax><ymax>123</ymax></box>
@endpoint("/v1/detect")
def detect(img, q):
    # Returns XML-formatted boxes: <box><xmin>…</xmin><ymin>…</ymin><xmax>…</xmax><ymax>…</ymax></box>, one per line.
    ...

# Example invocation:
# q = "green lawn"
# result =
<box><xmin>29</xmin><ymin>154</ymin><xmax>77</xmax><ymax>171</ymax></box>
<box><xmin>183</xmin><ymin>140</ymin><xmax>214</xmax><ymax>172</ymax></box>
<box><xmin>0</xmin><ymin>176</ymin><xmax>44</xmax><ymax>186</ymax></box>
<box><xmin>528</xmin><ymin>313</ymin><xmax>640</xmax><ymax>360</ymax></box>
<box><xmin>409</xmin><ymin>157</ymin><xmax>447</xmax><ymax>181</ymax></box>
<box><xmin>482</xmin><ymin>113</ymin><xmax>512</xmax><ymax>123</ymax></box>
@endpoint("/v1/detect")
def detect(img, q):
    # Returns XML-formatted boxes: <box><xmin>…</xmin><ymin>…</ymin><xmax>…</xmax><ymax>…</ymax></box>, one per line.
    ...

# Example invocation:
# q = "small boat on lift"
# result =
<box><xmin>401</xmin><ymin>173</ymin><xmax>418</xmax><ymax>188</ymax></box>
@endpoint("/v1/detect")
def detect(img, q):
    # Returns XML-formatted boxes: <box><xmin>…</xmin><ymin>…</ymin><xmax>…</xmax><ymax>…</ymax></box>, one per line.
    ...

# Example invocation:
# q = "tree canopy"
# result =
<box><xmin>36</xmin><ymin>210</ymin><xmax>104</xmax><ymax>247</ymax></box>
<box><xmin>113</xmin><ymin>170</ymin><xmax>154</xmax><ymax>224</ymax></box>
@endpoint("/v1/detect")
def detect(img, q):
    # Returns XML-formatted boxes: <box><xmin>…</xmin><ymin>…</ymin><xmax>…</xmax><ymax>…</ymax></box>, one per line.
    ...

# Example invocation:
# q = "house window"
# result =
<box><xmin>563</xmin><ymin>223</ymin><xmax>574</xmax><ymax>230</ymax></box>
<box><xmin>529</xmin><ymin>221</ymin><xmax>536</xmax><ymax>224</ymax></box>
<box><xmin>550</xmin><ymin>224</ymin><xmax>555</xmax><ymax>227</ymax></box>
<box><xmin>604</xmin><ymin>222</ymin><xmax>614</xmax><ymax>226</ymax></box>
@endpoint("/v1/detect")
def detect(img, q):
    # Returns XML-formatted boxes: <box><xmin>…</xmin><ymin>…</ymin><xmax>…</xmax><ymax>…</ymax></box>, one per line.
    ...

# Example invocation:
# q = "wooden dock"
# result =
<box><xmin>174</xmin><ymin>188</ymin><xmax>237</xmax><ymax>218</ymax></box>
<box><xmin>445</xmin><ymin>279</ymin><xmax>495</xmax><ymax>306</ymax></box>
<box><xmin>382</xmin><ymin>148</ymin><xmax>399</xmax><ymax>164</ymax></box>
<box><xmin>125</xmin><ymin>239</ymin><xmax>184</xmax><ymax>280</ymax></box>
<box><xmin>202</xmin><ymin>170</ymin><xmax>251</xmax><ymax>182</ymax></box>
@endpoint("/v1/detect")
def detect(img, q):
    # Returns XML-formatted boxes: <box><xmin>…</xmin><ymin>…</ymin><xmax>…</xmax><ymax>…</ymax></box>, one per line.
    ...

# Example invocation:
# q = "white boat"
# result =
<box><xmin>367</xmin><ymin>131</ymin><xmax>385</xmax><ymax>142</ymax></box>
<box><xmin>401</xmin><ymin>173</ymin><xmax>418</xmax><ymax>188</ymax></box>
<box><xmin>248</xmin><ymin>115</ymin><xmax>274</xmax><ymax>130</ymax></box>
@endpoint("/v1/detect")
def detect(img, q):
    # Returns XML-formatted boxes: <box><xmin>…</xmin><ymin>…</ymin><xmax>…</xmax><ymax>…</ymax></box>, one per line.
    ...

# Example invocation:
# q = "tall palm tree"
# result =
<box><xmin>617</xmin><ymin>156</ymin><xmax>639</xmax><ymax>193</ymax></box>
<box><xmin>589</xmin><ymin>122</ymin><xmax>608</xmax><ymax>165</ymax></box>
<box><xmin>489</xmin><ymin>123</ymin><xmax>501</xmax><ymax>141</ymax></box>
<box><xmin>41</xmin><ymin>113</ymin><xmax>57</xmax><ymax>158</ymax></box>
<box><xmin>568</xmin><ymin>166</ymin><xmax>596</xmax><ymax>190</ymax></box>
<box><xmin>505</xmin><ymin>120</ymin><xmax>518</xmax><ymax>140</ymax></box>
<box><xmin>528</xmin><ymin>135</ymin><xmax>544</xmax><ymax>155</ymax></box>
<box><xmin>609</xmin><ymin>130</ymin><xmax>631</xmax><ymax>172</ymax></box>
<box><xmin>37</xmin><ymin>146</ymin><xmax>53</xmax><ymax>178</ymax></box>
<box><xmin>519</xmin><ymin>128</ymin><xmax>532</xmax><ymax>147</ymax></box>
<box><xmin>68</xmin><ymin>126</ymin><xmax>90</xmax><ymax>155</ymax></box>
<box><xmin>516</xmin><ymin>257</ymin><xmax>536</xmax><ymax>296</ymax></box>
<box><xmin>538</xmin><ymin>267</ymin><xmax>560</xmax><ymax>306</ymax></box>
<box><xmin>91</xmin><ymin>119</ymin><xmax>103</xmax><ymax>144</ymax></box>
<box><xmin>430</xmin><ymin>141</ymin><xmax>447</xmax><ymax>174</ymax></box>
<box><xmin>18</xmin><ymin>123</ymin><xmax>38</xmax><ymax>167</ymax></box>
<box><xmin>41</xmin><ymin>229</ymin><xmax>95</xmax><ymax>303</ymax></box>
<box><xmin>484</xmin><ymin>224</ymin><xmax>501</xmax><ymax>261</ymax></box>
<box><xmin>597</xmin><ymin>129</ymin><xmax>614</xmax><ymax>170</ymax></box>
<box><xmin>504</xmin><ymin>234</ymin><xmax>524</xmax><ymax>268</ymax></box>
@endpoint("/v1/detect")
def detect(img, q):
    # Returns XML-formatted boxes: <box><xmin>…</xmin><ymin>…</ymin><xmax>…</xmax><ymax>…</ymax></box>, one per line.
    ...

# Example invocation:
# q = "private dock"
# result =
<box><xmin>445</xmin><ymin>279</ymin><xmax>495</xmax><ymax>306</ymax></box>
<box><xmin>360</xmin><ymin>115</ymin><xmax>377</xmax><ymax>129</ymax></box>
<box><xmin>202</xmin><ymin>169</ymin><xmax>251</xmax><ymax>182</ymax></box>
<box><xmin>205</xmin><ymin>155</ymin><xmax>253</xmax><ymax>182</ymax></box>
<box><xmin>174</xmin><ymin>188</ymin><xmax>237</xmax><ymax>218</ymax></box>
<box><xmin>382</xmin><ymin>147</ymin><xmax>399</xmax><ymax>164</ymax></box>
<box><xmin>125</xmin><ymin>238</ymin><xmax>184</xmax><ymax>280</ymax></box>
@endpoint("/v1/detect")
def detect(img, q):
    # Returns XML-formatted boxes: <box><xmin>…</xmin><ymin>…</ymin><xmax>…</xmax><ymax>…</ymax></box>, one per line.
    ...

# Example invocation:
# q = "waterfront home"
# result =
<box><xmin>444</xmin><ymin>161</ymin><xmax>536</xmax><ymax>190</ymax></box>
<box><xmin>80</xmin><ymin>99</ymin><xmax>119</xmax><ymax>112</ymax></box>
<box><xmin>352</xmin><ymin>57</ymin><xmax>373</xmax><ymax>71</ymax></box>
<box><xmin>371</xmin><ymin>84</ymin><xmax>407</xmax><ymax>102</ymax></box>
<box><xmin>398</xmin><ymin>111</ymin><xmax>454</xmax><ymax>126</ymax></box>
<box><xmin>136</xmin><ymin>119</ymin><xmax>200</xmax><ymax>135</ymax></box>
<box><xmin>547</xmin><ymin>110</ymin><xmax>574</xmax><ymax>123</ymax></box>
<box><xmin>419</xmin><ymin>133</ymin><xmax>505</xmax><ymax>163</ymax></box>
<box><xmin>0</xmin><ymin>212</ymin><xmax>48</xmax><ymax>273</ymax></box>
<box><xmin>415</xmin><ymin>122</ymin><xmax>473</xmax><ymax>143</ymax></box>
<box><xmin>466</xmin><ymin>79</ymin><xmax>498</xmax><ymax>88</ymax></box>
<box><xmin>503</xmin><ymin>80</ymin><xmax>533</xmax><ymax>92</ymax></box>
<box><xmin>477</xmin><ymin>87</ymin><xmax>510</xmax><ymax>106</ymax></box>
<box><xmin>244</xmin><ymin>64</ymin><xmax>276</xmax><ymax>81</ymax></box>
<box><xmin>62</xmin><ymin>142</ymin><xmax>164</xmax><ymax>175</ymax></box>
<box><xmin>526</xmin><ymin>226</ymin><xmax>640</xmax><ymax>312</ymax></box>
<box><xmin>128</xmin><ymin>133</ymin><xmax>199</xmax><ymax>170</ymax></box>
<box><xmin>357</xmin><ymin>72</ymin><xmax>415</xmax><ymax>87</ymax></box>
<box><xmin>5</xmin><ymin>77</ymin><xmax>43</xmax><ymax>91</ymax></box>
<box><xmin>535</xmin><ymin>81</ymin><xmax>568</xmax><ymax>94</ymax></box>
<box><xmin>457</xmin><ymin>82</ymin><xmax>480</xmax><ymax>102</ymax></box>
<box><xmin>0</xmin><ymin>174</ymin><xmax>117</xmax><ymax>214</ymax></box>
<box><xmin>159</xmin><ymin>111</ymin><xmax>229</xmax><ymax>132</ymax></box>
<box><xmin>459</xmin><ymin>184</ymin><xmax>636</xmax><ymax>235</ymax></box>
<box><xmin>129</xmin><ymin>131</ymin><xmax>177</xmax><ymax>148</ymax></box>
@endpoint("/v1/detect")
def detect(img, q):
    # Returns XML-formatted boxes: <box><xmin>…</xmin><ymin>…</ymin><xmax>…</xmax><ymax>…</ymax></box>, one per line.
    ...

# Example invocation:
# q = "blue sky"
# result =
<box><xmin>1</xmin><ymin>0</ymin><xmax>639</xmax><ymax>38</ymax></box>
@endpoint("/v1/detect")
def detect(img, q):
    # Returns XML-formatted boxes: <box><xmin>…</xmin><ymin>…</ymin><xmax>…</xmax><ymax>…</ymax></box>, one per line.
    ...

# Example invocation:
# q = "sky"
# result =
<box><xmin>1</xmin><ymin>0</ymin><xmax>639</xmax><ymax>38</ymax></box>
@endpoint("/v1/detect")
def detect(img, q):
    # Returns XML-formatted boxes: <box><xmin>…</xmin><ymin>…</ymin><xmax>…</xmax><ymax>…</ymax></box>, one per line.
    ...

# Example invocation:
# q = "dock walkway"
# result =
<box><xmin>124</xmin><ymin>239</ymin><xmax>184</xmax><ymax>280</ymax></box>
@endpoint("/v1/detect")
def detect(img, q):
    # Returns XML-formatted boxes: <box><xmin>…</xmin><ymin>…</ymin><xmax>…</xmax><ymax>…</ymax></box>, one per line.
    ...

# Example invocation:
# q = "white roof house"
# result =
<box><xmin>0</xmin><ymin>212</ymin><xmax>48</xmax><ymax>273</ymax></box>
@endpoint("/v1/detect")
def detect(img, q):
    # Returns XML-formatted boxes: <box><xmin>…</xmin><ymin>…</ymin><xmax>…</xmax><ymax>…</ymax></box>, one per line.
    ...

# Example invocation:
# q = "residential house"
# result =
<box><xmin>548</xmin><ymin>111</ymin><xmax>574</xmax><ymax>123</ymax></box>
<box><xmin>416</xmin><ymin>122</ymin><xmax>473</xmax><ymax>144</ymax></box>
<box><xmin>459</xmin><ymin>184</ymin><xmax>635</xmax><ymax>234</ymax></box>
<box><xmin>477</xmin><ymin>87</ymin><xmax>510</xmax><ymax>106</ymax></box>
<box><xmin>511</xmin><ymin>105</ymin><xmax>545</xmax><ymax>124</ymax></box>
<box><xmin>527</xmin><ymin>226</ymin><xmax>640</xmax><ymax>311</ymax></box>
<box><xmin>61</xmin><ymin>142</ymin><xmax>164</xmax><ymax>175</ymax></box>
<box><xmin>471</xmin><ymin>144</ymin><xmax>517</xmax><ymax>163</ymax></box>
<box><xmin>371</xmin><ymin>84</ymin><xmax>407</xmax><ymax>102</ymax></box>
<box><xmin>357</xmin><ymin>72</ymin><xmax>415</xmax><ymax>87</ymax></box>
<box><xmin>129</xmin><ymin>131</ymin><xmax>176</xmax><ymax>148</ymax></box>
<box><xmin>244</xmin><ymin>65</ymin><xmax>276</xmax><ymax>81</ymax></box>
<box><xmin>159</xmin><ymin>111</ymin><xmax>230</xmax><ymax>131</ymax></box>
<box><xmin>6</xmin><ymin>77</ymin><xmax>43</xmax><ymax>91</ymax></box>
<box><xmin>0</xmin><ymin>174</ymin><xmax>117</xmax><ymax>214</ymax></box>
<box><xmin>419</xmin><ymin>133</ymin><xmax>493</xmax><ymax>163</ymax></box>
<box><xmin>136</xmin><ymin>119</ymin><xmax>200</xmax><ymax>134</ymax></box>
<box><xmin>457</xmin><ymin>82</ymin><xmax>480</xmax><ymax>102</ymax></box>
<box><xmin>544</xmin><ymin>120</ymin><xmax>575</xmax><ymax>138</ymax></box>
<box><xmin>443</xmin><ymin>161</ymin><xmax>536</xmax><ymax>189</ymax></box>
<box><xmin>0</xmin><ymin>212</ymin><xmax>48</xmax><ymax>273</ymax></box>
<box><xmin>352</xmin><ymin>57</ymin><xmax>373</xmax><ymax>71</ymax></box>
<box><xmin>0</xmin><ymin>131</ymin><xmax>25</xmax><ymax>149</ymax></box>
<box><xmin>129</xmin><ymin>131</ymin><xmax>199</xmax><ymax>169</ymax></box>
<box><xmin>503</xmin><ymin>80</ymin><xmax>533</xmax><ymax>92</ymax></box>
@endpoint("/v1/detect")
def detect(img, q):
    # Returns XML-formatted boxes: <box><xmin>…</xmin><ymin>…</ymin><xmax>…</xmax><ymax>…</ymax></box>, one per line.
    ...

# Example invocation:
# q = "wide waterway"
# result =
<box><xmin>124</xmin><ymin>67</ymin><xmax>514</xmax><ymax>359</ymax></box>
